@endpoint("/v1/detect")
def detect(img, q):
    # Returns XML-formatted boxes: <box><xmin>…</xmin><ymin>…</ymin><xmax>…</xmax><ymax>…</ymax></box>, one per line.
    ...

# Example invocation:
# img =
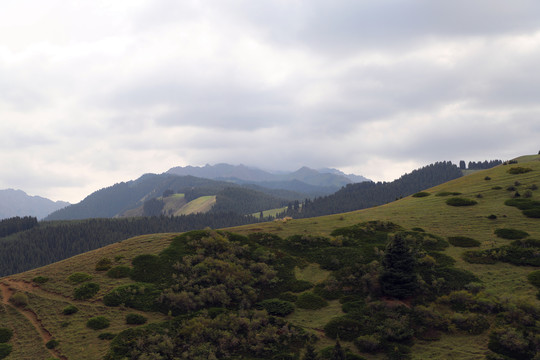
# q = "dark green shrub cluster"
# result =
<box><xmin>87</xmin><ymin>316</ymin><xmax>110</xmax><ymax>330</ymax></box>
<box><xmin>278</xmin><ymin>292</ymin><xmax>298</xmax><ymax>302</ymax></box>
<box><xmin>103</xmin><ymin>283</ymin><xmax>160</xmax><ymax>311</ymax></box>
<box><xmin>46</xmin><ymin>339</ymin><xmax>59</xmax><ymax>349</ymax></box>
<box><xmin>451</xmin><ymin>313</ymin><xmax>490</xmax><ymax>334</ymax></box>
<box><xmin>436</xmin><ymin>191</ymin><xmax>462</xmax><ymax>197</ymax></box>
<box><xmin>505</xmin><ymin>198</ymin><xmax>540</xmax><ymax>218</ymax></box>
<box><xmin>354</xmin><ymin>335</ymin><xmax>381</xmax><ymax>353</ymax></box>
<box><xmin>446</xmin><ymin>198</ymin><xmax>478</xmax><ymax>207</ymax></box>
<box><xmin>448</xmin><ymin>236</ymin><xmax>481</xmax><ymax>248</ymax></box>
<box><xmin>324</xmin><ymin>317</ymin><xmax>363</xmax><ymax>341</ymax></box>
<box><xmin>487</xmin><ymin>214</ymin><xmax>497</xmax><ymax>220</ymax></box>
<box><xmin>296</xmin><ymin>292</ymin><xmax>328</xmax><ymax>309</ymax></box>
<box><xmin>258</xmin><ymin>299</ymin><xmax>295</xmax><ymax>316</ymax></box>
<box><xmin>286</xmin><ymin>280</ymin><xmax>314</xmax><ymax>293</ymax></box>
<box><xmin>130</xmin><ymin>254</ymin><xmax>164</xmax><ymax>283</ymax></box>
<box><xmin>463</xmin><ymin>242</ymin><xmax>540</xmax><ymax>267</ymax></box>
<box><xmin>106</xmin><ymin>266</ymin><xmax>132</xmax><ymax>279</ymax></box>
<box><xmin>494</xmin><ymin>228</ymin><xmax>529</xmax><ymax>240</ymax></box>
<box><xmin>0</xmin><ymin>344</ymin><xmax>12</xmax><ymax>359</ymax></box>
<box><xmin>0</xmin><ymin>328</ymin><xmax>12</xmax><ymax>343</ymax></box>
<box><xmin>73</xmin><ymin>282</ymin><xmax>100</xmax><ymax>300</ymax></box>
<box><xmin>507</xmin><ymin>167</ymin><xmax>532</xmax><ymax>174</ymax></box>
<box><xmin>68</xmin><ymin>272</ymin><xmax>92</xmax><ymax>284</ymax></box>
<box><xmin>125</xmin><ymin>314</ymin><xmax>147</xmax><ymax>325</ymax></box>
<box><xmin>98</xmin><ymin>332</ymin><xmax>116</xmax><ymax>340</ymax></box>
<box><xmin>62</xmin><ymin>305</ymin><xmax>79</xmax><ymax>315</ymax></box>
<box><xmin>95</xmin><ymin>257</ymin><xmax>113</xmax><ymax>271</ymax></box>
<box><xmin>484</xmin><ymin>176</ymin><xmax>491</xmax><ymax>180</ymax></box>
<box><xmin>527</xmin><ymin>270</ymin><xmax>540</xmax><ymax>288</ymax></box>
<box><xmin>412</xmin><ymin>192</ymin><xmax>430</xmax><ymax>198</ymax></box>
<box><xmin>32</xmin><ymin>276</ymin><xmax>49</xmax><ymax>284</ymax></box>
<box><xmin>491</xmin><ymin>186</ymin><xmax>502</xmax><ymax>190</ymax></box>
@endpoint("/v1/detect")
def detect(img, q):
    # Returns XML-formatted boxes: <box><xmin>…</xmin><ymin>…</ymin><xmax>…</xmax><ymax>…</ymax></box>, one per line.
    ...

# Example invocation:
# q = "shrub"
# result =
<box><xmin>324</xmin><ymin>317</ymin><xmax>363</xmax><ymax>341</ymax></box>
<box><xmin>487</xmin><ymin>214</ymin><xmax>497</xmax><ymax>220</ymax></box>
<box><xmin>0</xmin><ymin>328</ymin><xmax>12</xmax><ymax>343</ymax></box>
<box><xmin>484</xmin><ymin>176</ymin><xmax>491</xmax><ymax>180</ymax></box>
<box><xmin>523</xmin><ymin>208</ymin><xmax>540</xmax><ymax>218</ymax></box>
<box><xmin>507</xmin><ymin>167</ymin><xmax>532</xmax><ymax>174</ymax></box>
<box><xmin>86</xmin><ymin>316</ymin><xmax>110</xmax><ymax>330</ymax></box>
<box><xmin>0</xmin><ymin>344</ymin><xmax>13</xmax><ymax>359</ymax></box>
<box><xmin>95</xmin><ymin>258</ymin><xmax>112</xmax><ymax>271</ymax></box>
<box><xmin>494</xmin><ymin>228</ymin><xmax>529</xmax><ymax>240</ymax></box>
<box><xmin>98</xmin><ymin>332</ymin><xmax>116</xmax><ymax>340</ymax></box>
<box><xmin>354</xmin><ymin>335</ymin><xmax>381</xmax><ymax>353</ymax></box>
<box><xmin>451</xmin><ymin>313</ymin><xmax>490</xmax><ymax>334</ymax></box>
<box><xmin>258</xmin><ymin>299</ymin><xmax>295</xmax><ymax>316</ymax></box>
<box><xmin>45</xmin><ymin>339</ymin><xmax>59</xmax><ymax>349</ymax></box>
<box><xmin>278</xmin><ymin>292</ymin><xmax>298</xmax><ymax>302</ymax></box>
<box><xmin>448</xmin><ymin>236</ymin><xmax>481</xmax><ymax>248</ymax></box>
<box><xmin>9</xmin><ymin>292</ymin><xmax>28</xmax><ymax>307</ymax></box>
<box><xmin>462</xmin><ymin>250</ymin><xmax>497</xmax><ymax>264</ymax></box>
<box><xmin>296</xmin><ymin>292</ymin><xmax>328</xmax><ymax>310</ymax></box>
<box><xmin>446</xmin><ymin>197</ymin><xmax>478</xmax><ymax>206</ymax></box>
<box><xmin>488</xmin><ymin>327</ymin><xmax>533</xmax><ymax>360</ymax></box>
<box><xmin>62</xmin><ymin>305</ymin><xmax>79</xmax><ymax>315</ymax></box>
<box><xmin>523</xmin><ymin>190</ymin><xmax>533</xmax><ymax>198</ymax></box>
<box><xmin>411</xmin><ymin>227</ymin><xmax>425</xmax><ymax>232</ymax></box>
<box><xmin>32</xmin><ymin>276</ymin><xmax>49</xmax><ymax>284</ymax></box>
<box><xmin>491</xmin><ymin>186</ymin><xmax>502</xmax><ymax>190</ymax></box>
<box><xmin>527</xmin><ymin>270</ymin><xmax>540</xmax><ymax>288</ymax></box>
<box><xmin>73</xmin><ymin>282</ymin><xmax>100</xmax><ymax>300</ymax></box>
<box><xmin>436</xmin><ymin>191</ymin><xmax>462</xmax><ymax>197</ymax></box>
<box><xmin>130</xmin><ymin>254</ymin><xmax>163</xmax><ymax>283</ymax></box>
<box><xmin>68</xmin><ymin>272</ymin><xmax>92</xmax><ymax>284</ymax></box>
<box><xmin>412</xmin><ymin>192</ymin><xmax>430</xmax><ymax>198</ymax></box>
<box><xmin>106</xmin><ymin>266</ymin><xmax>132</xmax><ymax>279</ymax></box>
<box><xmin>506</xmin><ymin>186</ymin><xmax>516</xmax><ymax>192</ymax></box>
<box><xmin>103</xmin><ymin>283</ymin><xmax>159</xmax><ymax>311</ymax></box>
<box><xmin>125</xmin><ymin>313</ymin><xmax>147</xmax><ymax>325</ymax></box>
<box><xmin>286</xmin><ymin>280</ymin><xmax>314</xmax><ymax>293</ymax></box>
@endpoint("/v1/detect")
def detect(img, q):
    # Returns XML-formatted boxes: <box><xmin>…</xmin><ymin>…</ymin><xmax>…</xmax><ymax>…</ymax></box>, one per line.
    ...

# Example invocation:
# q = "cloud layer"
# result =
<box><xmin>1</xmin><ymin>0</ymin><xmax>540</xmax><ymax>202</ymax></box>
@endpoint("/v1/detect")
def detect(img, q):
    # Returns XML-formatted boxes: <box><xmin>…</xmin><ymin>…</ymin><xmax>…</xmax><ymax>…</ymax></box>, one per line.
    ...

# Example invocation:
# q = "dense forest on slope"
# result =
<box><xmin>0</xmin><ymin>212</ymin><xmax>258</xmax><ymax>277</ymax></box>
<box><xmin>283</xmin><ymin>161</ymin><xmax>463</xmax><ymax>218</ymax></box>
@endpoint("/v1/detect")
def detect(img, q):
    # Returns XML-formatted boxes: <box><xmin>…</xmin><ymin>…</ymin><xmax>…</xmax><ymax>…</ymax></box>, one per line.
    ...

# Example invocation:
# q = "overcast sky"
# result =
<box><xmin>2</xmin><ymin>0</ymin><xmax>540</xmax><ymax>203</ymax></box>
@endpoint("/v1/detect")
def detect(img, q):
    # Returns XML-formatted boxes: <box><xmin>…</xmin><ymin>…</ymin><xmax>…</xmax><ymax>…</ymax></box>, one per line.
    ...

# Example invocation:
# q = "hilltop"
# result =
<box><xmin>0</xmin><ymin>189</ymin><xmax>69</xmax><ymax>220</ymax></box>
<box><xmin>0</xmin><ymin>155</ymin><xmax>539</xmax><ymax>359</ymax></box>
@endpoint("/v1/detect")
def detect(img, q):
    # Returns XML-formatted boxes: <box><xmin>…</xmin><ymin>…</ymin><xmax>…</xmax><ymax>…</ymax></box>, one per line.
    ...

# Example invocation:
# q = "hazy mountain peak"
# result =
<box><xmin>0</xmin><ymin>188</ymin><xmax>70</xmax><ymax>220</ymax></box>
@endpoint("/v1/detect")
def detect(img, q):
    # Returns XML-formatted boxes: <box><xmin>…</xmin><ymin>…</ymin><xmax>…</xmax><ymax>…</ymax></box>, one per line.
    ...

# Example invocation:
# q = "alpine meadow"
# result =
<box><xmin>0</xmin><ymin>155</ymin><xmax>539</xmax><ymax>360</ymax></box>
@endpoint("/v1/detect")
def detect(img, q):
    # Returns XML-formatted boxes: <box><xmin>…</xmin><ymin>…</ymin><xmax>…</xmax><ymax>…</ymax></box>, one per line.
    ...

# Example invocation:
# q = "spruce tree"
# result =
<box><xmin>380</xmin><ymin>234</ymin><xmax>418</xmax><ymax>299</ymax></box>
<box><xmin>332</xmin><ymin>339</ymin><xmax>346</xmax><ymax>360</ymax></box>
<box><xmin>303</xmin><ymin>342</ymin><xmax>319</xmax><ymax>360</ymax></box>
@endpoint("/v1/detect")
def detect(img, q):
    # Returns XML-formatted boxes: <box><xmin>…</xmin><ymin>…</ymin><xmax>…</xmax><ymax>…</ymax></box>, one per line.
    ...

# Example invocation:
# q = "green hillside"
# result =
<box><xmin>1</xmin><ymin>155</ymin><xmax>539</xmax><ymax>360</ymax></box>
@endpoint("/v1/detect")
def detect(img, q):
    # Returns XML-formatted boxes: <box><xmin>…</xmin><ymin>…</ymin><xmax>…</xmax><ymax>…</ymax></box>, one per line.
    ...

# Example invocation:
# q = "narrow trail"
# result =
<box><xmin>0</xmin><ymin>281</ymin><xmax>68</xmax><ymax>360</ymax></box>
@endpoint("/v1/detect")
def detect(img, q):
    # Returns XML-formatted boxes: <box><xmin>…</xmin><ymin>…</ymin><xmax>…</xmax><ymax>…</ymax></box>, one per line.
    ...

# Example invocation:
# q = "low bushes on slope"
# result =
<box><xmin>446</xmin><ymin>197</ymin><xmax>478</xmax><ymax>207</ymax></box>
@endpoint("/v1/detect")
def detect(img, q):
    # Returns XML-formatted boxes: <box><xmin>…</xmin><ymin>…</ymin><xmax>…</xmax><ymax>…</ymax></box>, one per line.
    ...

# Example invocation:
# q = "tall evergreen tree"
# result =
<box><xmin>332</xmin><ymin>339</ymin><xmax>346</xmax><ymax>360</ymax></box>
<box><xmin>380</xmin><ymin>234</ymin><xmax>418</xmax><ymax>299</ymax></box>
<box><xmin>303</xmin><ymin>342</ymin><xmax>319</xmax><ymax>360</ymax></box>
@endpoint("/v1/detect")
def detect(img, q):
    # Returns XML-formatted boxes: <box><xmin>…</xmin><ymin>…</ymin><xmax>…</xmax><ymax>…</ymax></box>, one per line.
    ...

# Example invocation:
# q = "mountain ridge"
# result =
<box><xmin>0</xmin><ymin>189</ymin><xmax>70</xmax><ymax>220</ymax></box>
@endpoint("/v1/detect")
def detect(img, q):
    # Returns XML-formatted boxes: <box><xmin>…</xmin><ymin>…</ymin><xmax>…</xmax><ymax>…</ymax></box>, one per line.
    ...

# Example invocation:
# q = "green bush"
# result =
<box><xmin>412</xmin><ymin>192</ymin><xmax>430</xmax><ymax>198</ymax></box>
<box><xmin>95</xmin><ymin>258</ymin><xmax>112</xmax><ymax>271</ymax></box>
<box><xmin>9</xmin><ymin>292</ymin><xmax>28</xmax><ymax>307</ymax></box>
<box><xmin>130</xmin><ymin>254</ymin><xmax>164</xmax><ymax>283</ymax></box>
<box><xmin>125</xmin><ymin>313</ymin><xmax>147</xmax><ymax>325</ymax></box>
<box><xmin>68</xmin><ymin>272</ymin><xmax>93</xmax><ymax>284</ymax></box>
<box><xmin>46</xmin><ymin>339</ymin><xmax>59</xmax><ymax>349</ymax></box>
<box><xmin>507</xmin><ymin>167</ymin><xmax>532</xmax><ymax>174</ymax></box>
<box><xmin>488</xmin><ymin>327</ymin><xmax>533</xmax><ymax>360</ymax></box>
<box><xmin>62</xmin><ymin>305</ymin><xmax>78</xmax><ymax>315</ymax></box>
<box><xmin>0</xmin><ymin>328</ymin><xmax>12</xmax><ymax>343</ymax></box>
<box><xmin>86</xmin><ymin>316</ymin><xmax>110</xmax><ymax>330</ymax></box>
<box><xmin>278</xmin><ymin>292</ymin><xmax>298</xmax><ymax>302</ymax></box>
<box><xmin>286</xmin><ymin>280</ymin><xmax>314</xmax><ymax>293</ymax></box>
<box><xmin>32</xmin><ymin>276</ymin><xmax>49</xmax><ymax>284</ymax></box>
<box><xmin>103</xmin><ymin>283</ymin><xmax>159</xmax><ymax>311</ymax></box>
<box><xmin>73</xmin><ymin>282</ymin><xmax>100</xmax><ymax>300</ymax></box>
<box><xmin>494</xmin><ymin>228</ymin><xmax>529</xmax><ymax>240</ymax></box>
<box><xmin>324</xmin><ymin>317</ymin><xmax>363</xmax><ymax>341</ymax></box>
<box><xmin>354</xmin><ymin>335</ymin><xmax>381</xmax><ymax>353</ymax></box>
<box><xmin>446</xmin><ymin>198</ymin><xmax>478</xmax><ymax>207</ymax></box>
<box><xmin>436</xmin><ymin>191</ymin><xmax>462</xmax><ymax>197</ymax></box>
<box><xmin>462</xmin><ymin>250</ymin><xmax>497</xmax><ymax>264</ymax></box>
<box><xmin>487</xmin><ymin>214</ymin><xmax>497</xmax><ymax>220</ymax></box>
<box><xmin>448</xmin><ymin>236</ymin><xmax>481</xmax><ymax>248</ymax></box>
<box><xmin>0</xmin><ymin>343</ymin><xmax>13</xmax><ymax>359</ymax></box>
<box><xmin>523</xmin><ymin>208</ymin><xmax>540</xmax><ymax>218</ymax></box>
<box><xmin>527</xmin><ymin>270</ymin><xmax>540</xmax><ymax>288</ymax></box>
<box><xmin>491</xmin><ymin>186</ymin><xmax>502</xmax><ymax>190</ymax></box>
<box><xmin>296</xmin><ymin>292</ymin><xmax>328</xmax><ymax>310</ymax></box>
<box><xmin>258</xmin><ymin>299</ymin><xmax>295</xmax><ymax>316</ymax></box>
<box><xmin>98</xmin><ymin>332</ymin><xmax>116</xmax><ymax>340</ymax></box>
<box><xmin>106</xmin><ymin>266</ymin><xmax>132</xmax><ymax>279</ymax></box>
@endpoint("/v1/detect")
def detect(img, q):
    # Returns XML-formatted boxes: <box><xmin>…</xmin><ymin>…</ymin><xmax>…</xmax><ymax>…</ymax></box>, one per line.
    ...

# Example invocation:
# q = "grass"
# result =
<box><xmin>174</xmin><ymin>195</ymin><xmax>216</xmax><ymax>215</ymax></box>
<box><xmin>252</xmin><ymin>206</ymin><xmax>288</xmax><ymax>219</ymax></box>
<box><xmin>294</xmin><ymin>264</ymin><xmax>330</xmax><ymax>284</ymax></box>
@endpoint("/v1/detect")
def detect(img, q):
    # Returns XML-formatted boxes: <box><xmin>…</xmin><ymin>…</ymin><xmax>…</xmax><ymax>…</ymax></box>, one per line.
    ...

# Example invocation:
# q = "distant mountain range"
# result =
<box><xmin>0</xmin><ymin>189</ymin><xmax>70</xmax><ymax>220</ymax></box>
<box><xmin>167</xmin><ymin>164</ymin><xmax>369</xmax><ymax>192</ymax></box>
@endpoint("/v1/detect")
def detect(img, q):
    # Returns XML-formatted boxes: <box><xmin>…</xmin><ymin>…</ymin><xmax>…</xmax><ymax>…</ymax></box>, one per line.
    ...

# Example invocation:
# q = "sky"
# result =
<box><xmin>1</xmin><ymin>0</ymin><xmax>540</xmax><ymax>203</ymax></box>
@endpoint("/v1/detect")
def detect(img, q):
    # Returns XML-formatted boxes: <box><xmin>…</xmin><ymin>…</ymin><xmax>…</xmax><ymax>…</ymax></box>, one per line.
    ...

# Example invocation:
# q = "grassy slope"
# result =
<box><xmin>1</xmin><ymin>155</ymin><xmax>539</xmax><ymax>359</ymax></box>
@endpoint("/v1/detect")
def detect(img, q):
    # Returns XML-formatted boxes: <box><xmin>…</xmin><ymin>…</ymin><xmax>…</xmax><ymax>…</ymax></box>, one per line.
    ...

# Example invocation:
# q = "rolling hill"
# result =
<box><xmin>0</xmin><ymin>155</ymin><xmax>539</xmax><ymax>360</ymax></box>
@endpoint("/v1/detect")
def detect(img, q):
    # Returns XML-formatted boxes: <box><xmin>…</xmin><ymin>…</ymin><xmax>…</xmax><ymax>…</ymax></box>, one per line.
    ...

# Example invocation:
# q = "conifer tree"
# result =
<box><xmin>380</xmin><ymin>234</ymin><xmax>418</xmax><ymax>299</ymax></box>
<box><xmin>303</xmin><ymin>342</ymin><xmax>319</xmax><ymax>360</ymax></box>
<box><xmin>332</xmin><ymin>339</ymin><xmax>346</xmax><ymax>360</ymax></box>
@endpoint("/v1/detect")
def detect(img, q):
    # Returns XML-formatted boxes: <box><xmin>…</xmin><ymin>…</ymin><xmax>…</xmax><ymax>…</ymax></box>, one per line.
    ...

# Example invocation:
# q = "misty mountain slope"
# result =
<box><xmin>0</xmin><ymin>189</ymin><xmax>69</xmax><ymax>220</ymax></box>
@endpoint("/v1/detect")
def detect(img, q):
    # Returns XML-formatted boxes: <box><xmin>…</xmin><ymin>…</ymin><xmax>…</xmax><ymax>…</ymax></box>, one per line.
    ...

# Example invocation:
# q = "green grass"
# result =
<box><xmin>252</xmin><ymin>206</ymin><xmax>288</xmax><ymax>219</ymax></box>
<box><xmin>174</xmin><ymin>195</ymin><xmax>216</xmax><ymax>215</ymax></box>
<box><xmin>294</xmin><ymin>264</ymin><xmax>331</xmax><ymax>284</ymax></box>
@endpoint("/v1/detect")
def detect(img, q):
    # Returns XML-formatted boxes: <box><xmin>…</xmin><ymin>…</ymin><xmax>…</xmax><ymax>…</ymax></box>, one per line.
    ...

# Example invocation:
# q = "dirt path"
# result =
<box><xmin>0</xmin><ymin>281</ymin><xmax>68</xmax><ymax>360</ymax></box>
